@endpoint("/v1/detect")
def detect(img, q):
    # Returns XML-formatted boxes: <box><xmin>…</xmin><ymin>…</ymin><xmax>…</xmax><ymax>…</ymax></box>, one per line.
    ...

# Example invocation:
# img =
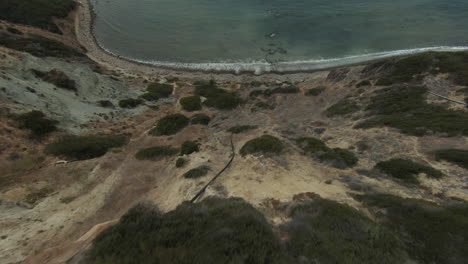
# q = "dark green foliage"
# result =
<box><xmin>249</xmin><ymin>80</ymin><xmax>263</xmax><ymax>87</ymax></box>
<box><xmin>373</xmin><ymin>52</ymin><xmax>468</xmax><ymax>86</ymax></box>
<box><xmin>180</xmin><ymin>141</ymin><xmax>199</xmax><ymax>155</ymax></box>
<box><xmin>375</xmin><ymin>158</ymin><xmax>443</xmax><ymax>184</ymax></box>
<box><xmin>143</xmin><ymin>83</ymin><xmax>173</xmax><ymax>101</ymax></box>
<box><xmin>356</xmin><ymin>86</ymin><xmax>468</xmax><ymax>136</ymax></box>
<box><xmin>190</xmin><ymin>114</ymin><xmax>210</xmax><ymax>125</ymax></box>
<box><xmin>149</xmin><ymin>114</ymin><xmax>189</xmax><ymax>136</ymax></box>
<box><xmin>249</xmin><ymin>90</ymin><xmax>264</xmax><ymax>98</ymax></box>
<box><xmin>183</xmin><ymin>165</ymin><xmax>210</xmax><ymax>179</ymax></box>
<box><xmin>305</xmin><ymin>86</ymin><xmax>326</xmax><ymax>96</ymax></box>
<box><xmin>180</xmin><ymin>96</ymin><xmax>202</xmax><ymax>111</ymax></box>
<box><xmin>457</xmin><ymin>87</ymin><xmax>468</xmax><ymax>95</ymax></box>
<box><xmin>97</xmin><ymin>100</ymin><xmax>114</xmax><ymax>108</ymax></box>
<box><xmin>135</xmin><ymin>146</ymin><xmax>179</xmax><ymax>160</ymax></box>
<box><xmin>325</xmin><ymin>99</ymin><xmax>360</xmax><ymax>117</ymax></box>
<box><xmin>357</xmin><ymin>194</ymin><xmax>468</xmax><ymax>264</ymax></box>
<box><xmin>86</xmin><ymin>198</ymin><xmax>287</xmax><ymax>264</ymax></box>
<box><xmin>240</xmin><ymin>135</ymin><xmax>283</xmax><ymax>156</ymax></box>
<box><xmin>194</xmin><ymin>80</ymin><xmax>241</xmax><ymax>110</ymax></box>
<box><xmin>0</xmin><ymin>33</ymin><xmax>83</xmax><ymax>58</ymax></box>
<box><xmin>283</xmin><ymin>197</ymin><xmax>408</xmax><ymax>264</ymax></box>
<box><xmin>434</xmin><ymin>149</ymin><xmax>468</xmax><ymax>169</ymax></box>
<box><xmin>175</xmin><ymin>158</ymin><xmax>186</xmax><ymax>168</ymax></box>
<box><xmin>250</xmin><ymin>86</ymin><xmax>299</xmax><ymax>98</ymax></box>
<box><xmin>45</xmin><ymin>134</ymin><xmax>127</xmax><ymax>160</ymax></box>
<box><xmin>356</xmin><ymin>80</ymin><xmax>371</xmax><ymax>87</ymax></box>
<box><xmin>0</xmin><ymin>0</ymin><xmax>75</xmax><ymax>33</ymax></box>
<box><xmin>296</xmin><ymin>137</ymin><xmax>358</xmax><ymax>169</ymax></box>
<box><xmin>32</xmin><ymin>69</ymin><xmax>76</xmax><ymax>91</ymax></box>
<box><xmin>318</xmin><ymin>148</ymin><xmax>359</xmax><ymax>168</ymax></box>
<box><xmin>253</xmin><ymin>101</ymin><xmax>274</xmax><ymax>110</ymax></box>
<box><xmin>12</xmin><ymin>110</ymin><xmax>57</xmax><ymax>137</ymax></box>
<box><xmin>227</xmin><ymin>125</ymin><xmax>257</xmax><ymax>134</ymax></box>
<box><xmin>118</xmin><ymin>98</ymin><xmax>143</xmax><ymax>108</ymax></box>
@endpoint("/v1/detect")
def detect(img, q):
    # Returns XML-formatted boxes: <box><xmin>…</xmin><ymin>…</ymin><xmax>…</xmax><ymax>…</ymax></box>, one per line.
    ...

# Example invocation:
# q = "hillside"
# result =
<box><xmin>0</xmin><ymin>3</ymin><xmax>467</xmax><ymax>264</ymax></box>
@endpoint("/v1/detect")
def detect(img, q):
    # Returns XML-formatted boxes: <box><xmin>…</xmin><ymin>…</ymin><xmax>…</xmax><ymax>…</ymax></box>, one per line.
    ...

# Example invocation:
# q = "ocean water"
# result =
<box><xmin>91</xmin><ymin>0</ymin><xmax>468</xmax><ymax>72</ymax></box>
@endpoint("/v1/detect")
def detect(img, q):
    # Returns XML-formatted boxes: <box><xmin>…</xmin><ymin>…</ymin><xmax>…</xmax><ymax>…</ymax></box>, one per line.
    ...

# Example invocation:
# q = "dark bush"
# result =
<box><xmin>119</xmin><ymin>98</ymin><xmax>143</xmax><ymax>108</ymax></box>
<box><xmin>180</xmin><ymin>141</ymin><xmax>199</xmax><ymax>155</ymax></box>
<box><xmin>325</xmin><ymin>99</ymin><xmax>360</xmax><ymax>117</ymax></box>
<box><xmin>227</xmin><ymin>125</ymin><xmax>257</xmax><ymax>134</ymax></box>
<box><xmin>357</xmin><ymin>194</ymin><xmax>468</xmax><ymax>264</ymax></box>
<box><xmin>175</xmin><ymin>157</ymin><xmax>186</xmax><ymax>168</ymax></box>
<box><xmin>305</xmin><ymin>86</ymin><xmax>326</xmax><ymax>96</ymax></box>
<box><xmin>283</xmin><ymin>197</ymin><xmax>408</xmax><ymax>264</ymax></box>
<box><xmin>183</xmin><ymin>165</ymin><xmax>210</xmax><ymax>179</ymax></box>
<box><xmin>97</xmin><ymin>100</ymin><xmax>114</xmax><ymax>108</ymax></box>
<box><xmin>12</xmin><ymin>110</ymin><xmax>57</xmax><ymax>137</ymax></box>
<box><xmin>135</xmin><ymin>146</ymin><xmax>179</xmax><ymax>160</ymax></box>
<box><xmin>180</xmin><ymin>96</ymin><xmax>202</xmax><ymax>111</ymax></box>
<box><xmin>85</xmin><ymin>197</ymin><xmax>288</xmax><ymax>264</ymax></box>
<box><xmin>296</xmin><ymin>137</ymin><xmax>330</xmax><ymax>154</ymax></box>
<box><xmin>0</xmin><ymin>0</ymin><xmax>75</xmax><ymax>33</ymax></box>
<box><xmin>240</xmin><ymin>135</ymin><xmax>283</xmax><ymax>156</ymax></box>
<box><xmin>318</xmin><ymin>148</ymin><xmax>359</xmax><ymax>168</ymax></box>
<box><xmin>194</xmin><ymin>80</ymin><xmax>242</xmax><ymax>110</ymax></box>
<box><xmin>434</xmin><ymin>149</ymin><xmax>468</xmax><ymax>169</ymax></box>
<box><xmin>7</xmin><ymin>27</ymin><xmax>22</xmax><ymax>35</ymax></box>
<box><xmin>45</xmin><ymin>134</ymin><xmax>127</xmax><ymax>160</ymax></box>
<box><xmin>32</xmin><ymin>69</ymin><xmax>76</xmax><ymax>91</ymax></box>
<box><xmin>143</xmin><ymin>83</ymin><xmax>173</xmax><ymax>101</ymax></box>
<box><xmin>355</xmin><ymin>86</ymin><xmax>468</xmax><ymax>136</ymax></box>
<box><xmin>149</xmin><ymin>114</ymin><xmax>189</xmax><ymax>136</ymax></box>
<box><xmin>375</xmin><ymin>158</ymin><xmax>443</xmax><ymax>184</ymax></box>
<box><xmin>252</xmin><ymin>101</ymin><xmax>275</xmax><ymax>111</ymax></box>
<box><xmin>0</xmin><ymin>33</ymin><xmax>83</xmax><ymax>58</ymax></box>
<box><xmin>250</xmin><ymin>86</ymin><xmax>299</xmax><ymax>98</ymax></box>
<box><xmin>190</xmin><ymin>114</ymin><xmax>211</xmax><ymax>125</ymax></box>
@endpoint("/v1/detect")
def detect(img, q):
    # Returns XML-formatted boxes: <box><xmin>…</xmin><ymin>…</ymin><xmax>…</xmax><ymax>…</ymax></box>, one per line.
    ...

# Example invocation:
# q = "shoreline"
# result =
<box><xmin>75</xmin><ymin>0</ymin><xmax>468</xmax><ymax>79</ymax></box>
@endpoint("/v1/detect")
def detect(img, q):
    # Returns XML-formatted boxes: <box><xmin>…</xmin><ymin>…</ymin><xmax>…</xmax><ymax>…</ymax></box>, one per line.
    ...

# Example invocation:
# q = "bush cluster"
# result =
<box><xmin>149</xmin><ymin>114</ymin><xmax>189</xmax><ymax>136</ymax></box>
<box><xmin>305</xmin><ymin>86</ymin><xmax>326</xmax><ymax>96</ymax></box>
<box><xmin>118</xmin><ymin>98</ymin><xmax>143</xmax><ymax>108</ymax></box>
<box><xmin>183</xmin><ymin>165</ymin><xmax>210</xmax><ymax>179</ymax></box>
<box><xmin>325</xmin><ymin>99</ymin><xmax>360</xmax><ymax>117</ymax></box>
<box><xmin>434</xmin><ymin>149</ymin><xmax>468</xmax><ymax>169</ymax></box>
<box><xmin>12</xmin><ymin>110</ymin><xmax>57</xmax><ymax>137</ymax></box>
<box><xmin>250</xmin><ymin>85</ymin><xmax>299</xmax><ymax>97</ymax></box>
<box><xmin>296</xmin><ymin>137</ymin><xmax>358</xmax><ymax>169</ymax></box>
<box><xmin>140</xmin><ymin>83</ymin><xmax>173</xmax><ymax>101</ymax></box>
<box><xmin>135</xmin><ymin>146</ymin><xmax>179</xmax><ymax>160</ymax></box>
<box><xmin>45</xmin><ymin>134</ymin><xmax>127</xmax><ymax>160</ymax></box>
<box><xmin>227</xmin><ymin>125</ymin><xmax>257</xmax><ymax>134</ymax></box>
<box><xmin>179</xmin><ymin>96</ymin><xmax>202</xmax><ymax>111</ymax></box>
<box><xmin>180</xmin><ymin>141</ymin><xmax>199</xmax><ymax>155</ymax></box>
<box><xmin>375</xmin><ymin>158</ymin><xmax>443</xmax><ymax>184</ymax></box>
<box><xmin>97</xmin><ymin>100</ymin><xmax>114</xmax><ymax>108</ymax></box>
<box><xmin>0</xmin><ymin>0</ymin><xmax>75</xmax><ymax>33</ymax></box>
<box><xmin>355</xmin><ymin>86</ymin><xmax>468</xmax><ymax>136</ymax></box>
<box><xmin>240</xmin><ymin>135</ymin><xmax>283</xmax><ymax>156</ymax></box>
<box><xmin>190</xmin><ymin>113</ymin><xmax>211</xmax><ymax>125</ymax></box>
<box><xmin>194</xmin><ymin>80</ymin><xmax>242</xmax><ymax>110</ymax></box>
<box><xmin>32</xmin><ymin>69</ymin><xmax>76</xmax><ymax>91</ymax></box>
<box><xmin>175</xmin><ymin>157</ymin><xmax>186</xmax><ymax>168</ymax></box>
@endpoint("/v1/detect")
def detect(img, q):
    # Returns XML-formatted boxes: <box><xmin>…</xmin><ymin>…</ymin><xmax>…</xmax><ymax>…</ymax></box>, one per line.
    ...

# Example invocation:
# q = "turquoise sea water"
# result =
<box><xmin>91</xmin><ymin>0</ymin><xmax>468</xmax><ymax>72</ymax></box>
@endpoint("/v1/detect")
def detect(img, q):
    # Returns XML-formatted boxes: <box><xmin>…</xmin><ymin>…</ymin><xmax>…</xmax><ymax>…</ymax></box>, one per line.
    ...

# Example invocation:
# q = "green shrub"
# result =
<box><xmin>0</xmin><ymin>0</ymin><xmax>75</xmax><ymax>33</ymax></box>
<box><xmin>434</xmin><ymin>149</ymin><xmax>468</xmax><ymax>169</ymax></box>
<box><xmin>97</xmin><ymin>100</ymin><xmax>114</xmax><ymax>108</ymax></box>
<box><xmin>296</xmin><ymin>137</ymin><xmax>330</xmax><ymax>154</ymax></box>
<box><xmin>253</xmin><ymin>101</ymin><xmax>274</xmax><ymax>111</ymax></box>
<box><xmin>355</xmin><ymin>86</ymin><xmax>468</xmax><ymax>136</ymax></box>
<box><xmin>118</xmin><ymin>98</ymin><xmax>143</xmax><ymax>108</ymax></box>
<box><xmin>195</xmin><ymin>80</ymin><xmax>242</xmax><ymax>110</ymax></box>
<box><xmin>375</xmin><ymin>158</ymin><xmax>443</xmax><ymax>184</ymax></box>
<box><xmin>305</xmin><ymin>86</ymin><xmax>326</xmax><ymax>96</ymax></box>
<box><xmin>149</xmin><ymin>114</ymin><xmax>189</xmax><ymax>136</ymax></box>
<box><xmin>0</xmin><ymin>33</ymin><xmax>83</xmax><ymax>58</ymax></box>
<box><xmin>180</xmin><ymin>141</ymin><xmax>199</xmax><ymax>155</ymax></box>
<box><xmin>143</xmin><ymin>83</ymin><xmax>173</xmax><ymax>101</ymax></box>
<box><xmin>12</xmin><ymin>110</ymin><xmax>57</xmax><ymax>137</ymax></box>
<box><xmin>135</xmin><ymin>146</ymin><xmax>179</xmax><ymax>160</ymax></box>
<box><xmin>183</xmin><ymin>165</ymin><xmax>210</xmax><ymax>179</ymax></box>
<box><xmin>190</xmin><ymin>114</ymin><xmax>211</xmax><ymax>125</ymax></box>
<box><xmin>227</xmin><ymin>125</ymin><xmax>257</xmax><ymax>134</ymax></box>
<box><xmin>32</xmin><ymin>69</ymin><xmax>76</xmax><ymax>91</ymax></box>
<box><xmin>250</xmin><ymin>86</ymin><xmax>300</xmax><ymax>98</ymax></box>
<box><xmin>85</xmin><ymin>197</ymin><xmax>288</xmax><ymax>264</ymax></box>
<box><xmin>318</xmin><ymin>148</ymin><xmax>359</xmax><ymax>168</ymax></box>
<box><xmin>240</xmin><ymin>135</ymin><xmax>283</xmax><ymax>156</ymax></box>
<box><xmin>325</xmin><ymin>99</ymin><xmax>360</xmax><ymax>117</ymax></box>
<box><xmin>283</xmin><ymin>197</ymin><xmax>408</xmax><ymax>264</ymax></box>
<box><xmin>180</xmin><ymin>96</ymin><xmax>202</xmax><ymax>111</ymax></box>
<box><xmin>357</xmin><ymin>194</ymin><xmax>468</xmax><ymax>264</ymax></box>
<box><xmin>175</xmin><ymin>157</ymin><xmax>186</xmax><ymax>168</ymax></box>
<box><xmin>45</xmin><ymin>134</ymin><xmax>127</xmax><ymax>160</ymax></box>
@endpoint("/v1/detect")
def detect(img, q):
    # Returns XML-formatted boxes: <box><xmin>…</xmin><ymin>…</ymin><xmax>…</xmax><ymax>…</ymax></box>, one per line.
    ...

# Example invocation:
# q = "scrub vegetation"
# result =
<box><xmin>325</xmin><ymin>99</ymin><xmax>360</xmax><ymax>117</ymax></box>
<box><xmin>141</xmin><ymin>83</ymin><xmax>173</xmax><ymax>101</ymax></box>
<box><xmin>12</xmin><ymin>110</ymin><xmax>58</xmax><ymax>138</ymax></box>
<box><xmin>135</xmin><ymin>146</ymin><xmax>179</xmax><ymax>160</ymax></box>
<box><xmin>183</xmin><ymin>165</ymin><xmax>210</xmax><ymax>179</ymax></box>
<box><xmin>305</xmin><ymin>86</ymin><xmax>326</xmax><ymax>96</ymax></box>
<box><xmin>190</xmin><ymin>114</ymin><xmax>211</xmax><ymax>125</ymax></box>
<box><xmin>180</xmin><ymin>96</ymin><xmax>202</xmax><ymax>111</ymax></box>
<box><xmin>296</xmin><ymin>137</ymin><xmax>358</xmax><ymax>169</ymax></box>
<box><xmin>227</xmin><ymin>125</ymin><xmax>257</xmax><ymax>134</ymax></box>
<box><xmin>434</xmin><ymin>149</ymin><xmax>468</xmax><ymax>169</ymax></box>
<box><xmin>240</xmin><ymin>135</ymin><xmax>283</xmax><ymax>156</ymax></box>
<box><xmin>375</xmin><ymin>158</ymin><xmax>443</xmax><ymax>184</ymax></box>
<box><xmin>149</xmin><ymin>114</ymin><xmax>189</xmax><ymax>136</ymax></box>
<box><xmin>194</xmin><ymin>80</ymin><xmax>242</xmax><ymax>110</ymax></box>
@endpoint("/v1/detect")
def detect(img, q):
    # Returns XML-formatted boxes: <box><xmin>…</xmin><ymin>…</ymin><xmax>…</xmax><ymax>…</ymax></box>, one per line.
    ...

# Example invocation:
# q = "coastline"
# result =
<box><xmin>75</xmin><ymin>0</ymin><xmax>468</xmax><ymax>78</ymax></box>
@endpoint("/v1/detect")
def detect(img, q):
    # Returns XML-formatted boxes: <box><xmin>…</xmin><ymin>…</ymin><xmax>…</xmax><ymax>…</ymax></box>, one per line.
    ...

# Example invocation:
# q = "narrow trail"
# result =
<box><xmin>190</xmin><ymin>134</ymin><xmax>235</xmax><ymax>203</ymax></box>
<box><xmin>429</xmin><ymin>91</ymin><xmax>467</xmax><ymax>106</ymax></box>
